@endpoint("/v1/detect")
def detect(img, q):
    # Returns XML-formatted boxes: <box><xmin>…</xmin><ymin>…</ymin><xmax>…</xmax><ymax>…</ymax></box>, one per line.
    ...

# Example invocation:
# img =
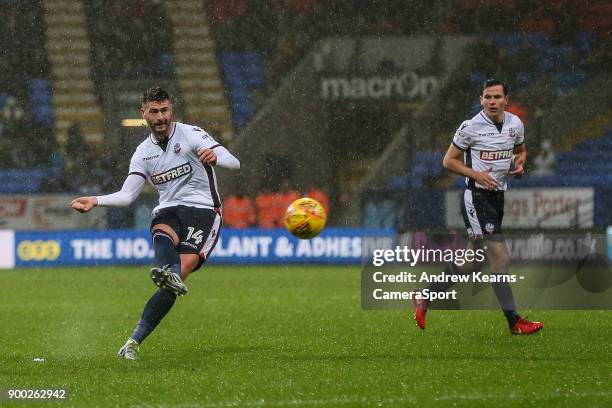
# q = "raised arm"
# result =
<box><xmin>71</xmin><ymin>173</ymin><xmax>146</xmax><ymax>213</ymax></box>
<box><xmin>198</xmin><ymin>146</ymin><xmax>240</xmax><ymax>169</ymax></box>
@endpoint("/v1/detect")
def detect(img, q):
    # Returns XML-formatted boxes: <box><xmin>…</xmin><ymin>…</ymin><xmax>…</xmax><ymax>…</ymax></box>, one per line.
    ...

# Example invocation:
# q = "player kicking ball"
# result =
<box><xmin>413</xmin><ymin>79</ymin><xmax>543</xmax><ymax>335</ymax></box>
<box><xmin>71</xmin><ymin>87</ymin><xmax>240</xmax><ymax>359</ymax></box>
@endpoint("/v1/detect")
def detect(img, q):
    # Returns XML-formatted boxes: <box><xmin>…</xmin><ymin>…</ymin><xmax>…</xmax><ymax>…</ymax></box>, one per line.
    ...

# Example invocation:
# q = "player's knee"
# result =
<box><xmin>180</xmin><ymin>264</ymin><xmax>194</xmax><ymax>280</ymax></box>
<box><xmin>490</xmin><ymin>253</ymin><xmax>509</xmax><ymax>272</ymax></box>
<box><xmin>179</xmin><ymin>254</ymin><xmax>202</xmax><ymax>279</ymax></box>
<box><xmin>151</xmin><ymin>224</ymin><xmax>179</xmax><ymax>246</ymax></box>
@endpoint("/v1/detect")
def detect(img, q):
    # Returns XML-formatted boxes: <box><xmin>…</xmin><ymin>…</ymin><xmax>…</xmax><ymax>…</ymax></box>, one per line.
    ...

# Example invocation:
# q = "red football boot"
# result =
<box><xmin>412</xmin><ymin>296</ymin><xmax>427</xmax><ymax>330</ymax></box>
<box><xmin>511</xmin><ymin>317</ymin><xmax>544</xmax><ymax>335</ymax></box>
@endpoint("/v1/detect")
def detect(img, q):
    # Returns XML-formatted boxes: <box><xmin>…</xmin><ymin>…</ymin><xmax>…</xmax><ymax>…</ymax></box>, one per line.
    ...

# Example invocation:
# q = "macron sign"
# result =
<box><xmin>320</xmin><ymin>72</ymin><xmax>438</xmax><ymax>100</ymax></box>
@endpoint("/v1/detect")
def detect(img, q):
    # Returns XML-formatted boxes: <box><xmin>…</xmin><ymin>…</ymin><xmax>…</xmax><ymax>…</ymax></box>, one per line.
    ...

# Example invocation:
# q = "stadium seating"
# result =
<box><xmin>0</xmin><ymin>2</ymin><xmax>56</xmax><ymax>190</ymax></box>
<box><xmin>0</xmin><ymin>170</ymin><xmax>47</xmax><ymax>194</ymax></box>
<box><xmin>482</xmin><ymin>30</ymin><xmax>595</xmax><ymax>93</ymax></box>
<box><xmin>28</xmin><ymin>79</ymin><xmax>55</xmax><ymax>128</ymax></box>
<box><xmin>221</xmin><ymin>52</ymin><xmax>266</xmax><ymax>127</ymax></box>
<box><xmin>389</xmin><ymin>151</ymin><xmax>445</xmax><ymax>190</ymax></box>
<box><xmin>441</xmin><ymin>139</ymin><xmax>612</xmax><ymax>189</ymax></box>
<box><xmin>83</xmin><ymin>1</ymin><xmax>174</xmax><ymax>80</ymax></box>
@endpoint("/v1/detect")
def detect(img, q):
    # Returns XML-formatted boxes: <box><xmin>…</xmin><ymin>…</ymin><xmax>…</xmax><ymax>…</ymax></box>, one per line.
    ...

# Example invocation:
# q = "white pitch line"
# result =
<box><xmin>130</xmin><ymin>391</ymin><xmax>612</xmax><ymax>408</ymax></box>
<box><xmin>130</xmin><ymin>395</ymin><xmax>417</xmax><ymax>408</ymax></box>
<box><xmin>434</xmin><ymin>391</ymin><xmax>612</xmax><ymax>401</ymax></box>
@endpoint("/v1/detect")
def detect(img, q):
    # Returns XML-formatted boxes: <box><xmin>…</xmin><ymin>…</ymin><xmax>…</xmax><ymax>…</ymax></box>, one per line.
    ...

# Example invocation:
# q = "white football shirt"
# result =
<box><xmin>129</xmin><ymin>122</ymin><xmax>223</xmax><ymax>213</ymax></box>
<box><xmin>452</xmin><ymin>110</ymin><xmax>524</xmax><ymax>191</ymax></box>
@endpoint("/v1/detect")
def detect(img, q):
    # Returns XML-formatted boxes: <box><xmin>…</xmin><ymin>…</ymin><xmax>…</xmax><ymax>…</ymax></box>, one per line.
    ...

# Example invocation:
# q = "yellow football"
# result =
<box><xmin>284</xmin><ymin>197</ymin><xmax>327</xmax><ymax>239</ymax></box>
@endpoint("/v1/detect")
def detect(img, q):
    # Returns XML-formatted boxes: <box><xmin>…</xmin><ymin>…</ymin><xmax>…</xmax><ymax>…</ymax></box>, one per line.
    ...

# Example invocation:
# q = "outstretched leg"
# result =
<box><xmin>118</xmin><ymin>227</ymin><xmax>183</xmax><ymax>359</ymax></box>
<box><xmin>134</xmin><ymin>228</ymin><xmax>183</xmax><ymax>341</ymax></box>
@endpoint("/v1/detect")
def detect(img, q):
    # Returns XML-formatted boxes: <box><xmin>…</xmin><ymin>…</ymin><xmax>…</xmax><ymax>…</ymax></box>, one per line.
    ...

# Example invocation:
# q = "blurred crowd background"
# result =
<box><xmin>0</xmin><ymin>0</ymin><xmax>610</xmax><ymax>230</ymax></box>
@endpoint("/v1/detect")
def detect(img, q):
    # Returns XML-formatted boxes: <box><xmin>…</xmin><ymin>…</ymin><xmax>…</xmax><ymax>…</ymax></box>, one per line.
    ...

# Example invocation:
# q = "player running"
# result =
<box><xmin>413</xmin><ymin>79</ymin><xmax>543</xmax><ymax>335</ymax></box>
<box><xmin>71</xmin><ymin>87</ymin><xmax>240</xmax><ymax>358</ymax></box>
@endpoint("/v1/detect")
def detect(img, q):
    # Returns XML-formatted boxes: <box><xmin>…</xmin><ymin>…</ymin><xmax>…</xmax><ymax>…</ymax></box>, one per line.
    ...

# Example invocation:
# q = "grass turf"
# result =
<box><xmin>0</xmin><ymin>265</ymin><xmax>611</xmax><ymax>407</ymax></box>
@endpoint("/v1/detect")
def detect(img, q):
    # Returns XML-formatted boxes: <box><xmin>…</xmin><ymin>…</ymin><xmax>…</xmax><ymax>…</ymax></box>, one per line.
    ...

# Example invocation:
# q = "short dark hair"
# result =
<box><xmin>481</xmin><ymin>79</ymin><xmax>508</xmax><ymax>95</ymax></box>
<box><xmin>142</xmin><ymin>87</ymin><xmax>172</xmax><ymax>105</ymax></box>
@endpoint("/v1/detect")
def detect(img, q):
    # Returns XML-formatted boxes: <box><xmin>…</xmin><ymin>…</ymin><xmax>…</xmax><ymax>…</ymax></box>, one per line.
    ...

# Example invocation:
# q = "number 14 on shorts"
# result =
<box><xmin>186</xmin><ymin>227</ymin><xmax>204</xmax><ymax>244</ymax></box>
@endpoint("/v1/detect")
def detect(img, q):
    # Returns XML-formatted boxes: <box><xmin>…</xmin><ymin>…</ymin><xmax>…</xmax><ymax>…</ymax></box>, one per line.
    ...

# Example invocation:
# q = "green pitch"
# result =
<box><xmin>1</xmin><ymin>265</ymin><xmax>611</xmax><ymax>407</ymax></box>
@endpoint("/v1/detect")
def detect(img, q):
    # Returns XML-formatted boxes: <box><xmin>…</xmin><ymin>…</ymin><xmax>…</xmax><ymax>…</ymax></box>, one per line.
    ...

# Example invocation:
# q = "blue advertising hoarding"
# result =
<box><xmin>11</xmin><ymin>228</ymin><xmax>395</xmax><ymax>268</ymax></box>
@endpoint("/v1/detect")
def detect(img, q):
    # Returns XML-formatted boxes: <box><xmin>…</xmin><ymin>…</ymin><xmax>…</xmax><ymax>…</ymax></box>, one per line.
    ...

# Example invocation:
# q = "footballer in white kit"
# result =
<box><xmin>412</xmin><ymin>79</ymin><xmax>543</xmax><ymax>336</ymax></box>
<box><xmin>131</xmin><ymin>121</ymin><xmax>226</xmax><ymax>214</ymax></box>
<box><xmin>452</xmin><ymin>103</ymin><xmax>524</xmax><ymax>240</ymax></box>
<box><xmin>71</xmin><ymin>87</ymin><xmax>240</xmax><ymax>359</ymax></box>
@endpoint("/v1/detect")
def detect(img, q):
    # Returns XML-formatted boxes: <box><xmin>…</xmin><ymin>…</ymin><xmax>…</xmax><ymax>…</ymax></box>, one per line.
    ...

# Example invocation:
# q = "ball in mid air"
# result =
<box><xmin>284</xmin><ymin>197</ymin><xmax>327</xmax><ymax>239</ymax></box>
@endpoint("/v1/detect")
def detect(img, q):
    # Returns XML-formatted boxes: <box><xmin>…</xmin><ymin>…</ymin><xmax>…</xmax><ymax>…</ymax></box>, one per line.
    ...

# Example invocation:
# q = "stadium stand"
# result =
<box><xmin>0</xmin><ymin>169</ymin><xmax>48</xmax><ymax>194</ymax></box>
<box><xmin>207</xmin><ymin>0</ymin><xmax>442</xmax><ymax>127</ymax></box>
<box><xmin>0</xmin><ymin>1</ymin><xmax>59</xmax><ymax>192</ymax></box>
<box><xmin>351</xmin><ymin>0</ymin><xmax>611</xmax><ymax>229</ymax></box>
<box><xmin>44</xmin><ymin>0</ymin><xmax>105</xmax><ymax>143</ymax></box>
<box><xmin>221</xmin><ymin>52</ymin><xmax>266</xmax><ymax>127</ymax></box>
<box><xmin>408</xmin><ymin>119</ymin><xmax>611</xmax><ymax>193</ymax></box>
<box><xmin>83</xmin><ymin>0</ymin><xmax>175</xmax><ymax>80</ymax></box>
<box><xmin>387</xmin><ymin>0</ymin><xmax>609</xmax><ymax>191</ymax></box>
<box><xmin>512</xmin><ymin>128</ymin><xmax>612</xmax><ymax>188</ymax></box>
<box><xmin>167</xmin><ymin>0</ymin><xmax>233</xmax><ymax>141</ymax></box>
<box><xmin>0</xmin><ymin>0</ymin><xmax>608</xmax><ymax>228</ymax></box>
<box><xmin>82</xmin><ymin>0</ymin><xmax>233</xmax><ymax>141</ymax></box>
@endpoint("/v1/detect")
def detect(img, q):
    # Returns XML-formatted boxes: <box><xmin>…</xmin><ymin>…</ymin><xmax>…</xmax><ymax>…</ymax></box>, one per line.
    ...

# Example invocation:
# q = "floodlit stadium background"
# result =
<box><xmin>0</xmin><ymin>1</ymin><xmax>611</xmax><ymax>407</ymax></box>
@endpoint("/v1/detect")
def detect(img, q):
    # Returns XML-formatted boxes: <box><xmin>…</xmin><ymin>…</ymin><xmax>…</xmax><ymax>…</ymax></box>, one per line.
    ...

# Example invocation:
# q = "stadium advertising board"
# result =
<box><xmin>2</xmin><ymin>228</ymin><xmax>395</xmax><ymax>268</ymax></box>
<box><xmin>0</xmin><ymin>230</ymin><xmax>15</xmax><ymax>269</ymax></box>
<box><xmin>398</xmin><ymin>230</ymin><xmax>607</xmax><ymax>264</ymax></box>
<box><xmin>445</xmin><ymin>188</ymin><xmax>594</xmax><ymax>229</ymax></box>
<box><xmin>0</xmin><ymin>195</ymin><xmax>107</xmax><ymax>230</ymax></box>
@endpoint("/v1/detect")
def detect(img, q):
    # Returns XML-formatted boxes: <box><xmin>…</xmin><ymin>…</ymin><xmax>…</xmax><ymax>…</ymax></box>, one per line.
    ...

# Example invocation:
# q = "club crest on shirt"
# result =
<box><xmin>485</xmin><ymin>223</ymin><xmax>495</xmax><ymax>233</ymax></box>
<box><xmin>509</xmin><ymin>127</ymin><xmax>518</xmax><ymax>139</ymax></box>
<box><xmin>174</xmin><ymin>143</ymin><xmax>181</xmax><ymax>154</ymax></box>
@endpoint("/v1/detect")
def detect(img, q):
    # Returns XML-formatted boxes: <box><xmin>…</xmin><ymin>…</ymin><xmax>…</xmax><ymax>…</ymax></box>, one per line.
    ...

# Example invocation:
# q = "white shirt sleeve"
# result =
<box><xmin>452</xmin><ymin>121</ymin><xmax>473</xmax><ymax>150</ymax></box>
<box><xmin>128</xmin><ymin>148</ymin><xmax>148</xmax><ymax>176</ymax></box>
<box><xmin>515</xmin><ymin>121</ymin><xmax>525</xmax><ymax>146</ymax></box>
<box><xmin>213</xmin><ymin>145</ymin><xmax>240</xmax><ymax>169</ymax></box>
<box><xmin>96</xmin><ymin>174</ymin><xmax>146</xmax><ymax>207</ymax></box>
<box><xmin>192</xmin><ymin>128</ymin><xmax>219</xmax><ymax>150</ymax></box>
<box><xmin>188</xmin><ymin>127</ymin><xmax>240</xmax><ymax>169</ymax></box>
